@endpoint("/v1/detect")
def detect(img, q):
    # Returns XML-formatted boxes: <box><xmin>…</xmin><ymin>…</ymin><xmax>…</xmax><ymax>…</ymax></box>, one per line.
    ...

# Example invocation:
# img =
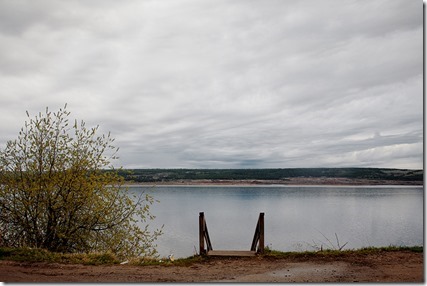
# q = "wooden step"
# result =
<box><xmin>207</xmin><ymin>250</ymin><xmax>256</xmax><ymax>257</ymax></box>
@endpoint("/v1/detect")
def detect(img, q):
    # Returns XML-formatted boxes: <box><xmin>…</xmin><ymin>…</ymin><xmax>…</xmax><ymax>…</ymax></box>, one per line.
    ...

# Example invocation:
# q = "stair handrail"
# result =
<box><xmin>199</xmin><ymin>212</ymin><xmax>213</xmax><ymax>255</ymax></box>
<box><xmin>250</xmin><ymin>212</ymin><xmax>265</xmax><ymax>253</ymax></box>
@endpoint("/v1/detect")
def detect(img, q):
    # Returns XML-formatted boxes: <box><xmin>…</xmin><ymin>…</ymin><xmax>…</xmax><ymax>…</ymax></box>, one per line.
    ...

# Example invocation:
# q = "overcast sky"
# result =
<box><xmin>0</xmin><ymin>0</ymin><xmax>423</xmax><ymax>169</ymax></box>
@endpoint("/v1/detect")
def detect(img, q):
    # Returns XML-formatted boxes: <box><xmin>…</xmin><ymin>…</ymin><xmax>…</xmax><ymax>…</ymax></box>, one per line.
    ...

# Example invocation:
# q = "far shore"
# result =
<box><xmin>122</xmin><ymin>177</ymin><xmax>423</xmax><ymax>186</ymax></box>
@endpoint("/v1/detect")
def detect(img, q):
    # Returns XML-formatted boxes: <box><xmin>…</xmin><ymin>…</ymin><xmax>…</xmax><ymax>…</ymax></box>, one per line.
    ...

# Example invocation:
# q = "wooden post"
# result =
<box><xmin>259</xmin><ymin>212</ymin><xmax>264</xmax><ymax>254</ymax></box>
<box><xmin>199</xmin><ymin>212</ymin><xmax>205</xmax><ymax>255</ymax></box>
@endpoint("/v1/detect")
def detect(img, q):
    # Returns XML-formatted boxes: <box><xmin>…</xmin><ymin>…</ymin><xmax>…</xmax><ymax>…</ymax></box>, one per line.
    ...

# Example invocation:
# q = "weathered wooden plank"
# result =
<box><xmin>199</xmin><ymin>212</ymin><xmax>205</xmax><ymax>255</ymax></box>
<box><xmin>205</xmin><ymin>222</ymin><xmax>213</xmax><ymax>251</ymax></box>
<box><xmin>250</xmin><ymin>212</ymin><xmax>265</xmax><ymax>253</ymax></box>
<box><xmin>207</xmin><ymin>250</ymin><xmax>256</xmax><ymax>257</ymax></box>
<box><xmin>259</xmin><ymin>212</ymin><xmax>265</xmax><ymax>254</ymax></box>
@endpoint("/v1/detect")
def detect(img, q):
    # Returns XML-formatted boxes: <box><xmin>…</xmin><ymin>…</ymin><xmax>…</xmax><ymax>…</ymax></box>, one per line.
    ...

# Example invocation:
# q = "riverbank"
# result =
<box><xmin>124</xmin><ymin>177</ymin><xmax>423</xmax><ymax>186</ymax></box>
<box><xmin>0</xmin><ymin>249</ymin><xmax>422</xmax><ymax>282</ymax></box>
<box><xmin>118</xmin><ymin>168</ymin><xmax>423</xmax><ymax>186</ymax></box>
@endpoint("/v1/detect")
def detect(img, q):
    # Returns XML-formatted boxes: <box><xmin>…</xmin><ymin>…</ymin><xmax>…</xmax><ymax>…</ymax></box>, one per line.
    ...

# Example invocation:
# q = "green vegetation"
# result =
<box><xmin>262</xmin><ymin>245</ymin><xmax>423</xmax><ymax>259</ymax></box>
<box><xmin>0</xmin><ymin>247</ymin><xmax>119</xmax><ymax>265</ymax></box>
<box><xmin>0</xmin><ymin>105</ymin><xmax>161</xmax><ymax>259</ymax></box>
<box><xmin>0</xmin><ymin>246</ymin><xmax>202</xmax><ymax>266</ymax></box>
<box><xmin>0</xmin><ymin>246</ymin><xmax>421</xmax><ymax>266</ymax></box>
<box><xmin>119</xmin><ymin>168</ymin><xmax>423</xmax><ymax>183</ymax></box>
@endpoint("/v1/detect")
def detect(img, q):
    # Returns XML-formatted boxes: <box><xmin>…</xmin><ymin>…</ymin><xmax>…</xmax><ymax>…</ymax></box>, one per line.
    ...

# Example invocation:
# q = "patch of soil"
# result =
<box><xmin>0</xmin><ymin>251</ymin><xmax>423</xmax><ymax>283</ymax></box>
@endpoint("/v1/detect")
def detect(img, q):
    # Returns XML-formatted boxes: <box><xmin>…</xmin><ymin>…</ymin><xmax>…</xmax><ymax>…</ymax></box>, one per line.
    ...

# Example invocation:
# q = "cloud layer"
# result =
<box><xmin>0</xmin><ymin>0</ymin><xmax>423</xmax><ymax>169</ymax></box>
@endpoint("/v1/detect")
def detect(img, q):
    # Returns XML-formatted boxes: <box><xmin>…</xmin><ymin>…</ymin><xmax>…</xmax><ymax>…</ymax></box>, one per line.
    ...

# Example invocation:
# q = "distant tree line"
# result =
<box><xmin>117</xmin><ymin>168</ymin><xmax>423</xmax><ymax>183</ymax></box>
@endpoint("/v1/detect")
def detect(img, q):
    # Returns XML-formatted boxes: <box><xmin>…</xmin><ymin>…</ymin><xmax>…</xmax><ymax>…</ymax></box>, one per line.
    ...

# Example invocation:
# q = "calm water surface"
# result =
<box><xmin>128</xmin><ymin>185</ymin><xmax>423</xmax><ymax>258</ymax></box>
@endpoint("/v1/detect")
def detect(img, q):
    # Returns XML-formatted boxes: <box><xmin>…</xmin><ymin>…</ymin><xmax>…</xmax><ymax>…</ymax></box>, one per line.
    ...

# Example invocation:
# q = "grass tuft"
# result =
<box><xmin>262</xmin><ymin>245</ymin><xmax>423</xmax><ymax>258</ymax></box>
<box><xmin>0</xmin><ymin>247</ymin><xmax>120</xmax><ymax>265</ymax></box>
<box><xmin>0</xmin><ymin>247</ymin><xmax>56</xmax><ymax>262</ymax></box>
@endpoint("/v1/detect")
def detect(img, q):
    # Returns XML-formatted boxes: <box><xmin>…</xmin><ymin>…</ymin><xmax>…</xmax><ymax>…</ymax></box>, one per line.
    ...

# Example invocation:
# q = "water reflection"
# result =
<box><xmin>128</xmin><ymin>185</ymin><xmax>423</xmax><ymax>258</ymax></box>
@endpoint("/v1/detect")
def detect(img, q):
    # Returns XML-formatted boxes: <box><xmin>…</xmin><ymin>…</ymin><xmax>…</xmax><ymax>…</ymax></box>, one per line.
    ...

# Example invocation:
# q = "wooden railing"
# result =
<box><xmin>199</xmin><ymin>212</ymin><xmax>213</xmax><ymax>255</ymax></box>
<box><xmin>250</xmin><ymin>212</ymin><xmax>265</xmax><ymax>254</ymax></box>
<box><xmin>199</xmin><ymin>212</ymin><xmax>264</xmax><ymax>256</ymax></box>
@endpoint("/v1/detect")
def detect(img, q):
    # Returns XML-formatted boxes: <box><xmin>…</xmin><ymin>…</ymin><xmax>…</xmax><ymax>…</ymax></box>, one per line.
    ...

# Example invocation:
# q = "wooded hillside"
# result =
<box><xmin>117</xmin><ymin>168</ymin><xmax>423</xmax><ymax>183</ymax></box>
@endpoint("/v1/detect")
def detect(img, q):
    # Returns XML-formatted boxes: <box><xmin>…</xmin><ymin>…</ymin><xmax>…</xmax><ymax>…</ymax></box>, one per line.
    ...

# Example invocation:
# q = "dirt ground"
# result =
<box><xmin>0</xmin><ymin>250</ymin><xmax>423</xmax><ymax>283</ymax></box>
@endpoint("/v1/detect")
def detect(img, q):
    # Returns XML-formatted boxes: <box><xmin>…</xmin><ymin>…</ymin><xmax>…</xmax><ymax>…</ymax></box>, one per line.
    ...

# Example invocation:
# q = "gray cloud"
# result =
<box><xmin>0</xmin><ymin>0</ymin><xmax>423</xmax><ymax>169</ymax></box>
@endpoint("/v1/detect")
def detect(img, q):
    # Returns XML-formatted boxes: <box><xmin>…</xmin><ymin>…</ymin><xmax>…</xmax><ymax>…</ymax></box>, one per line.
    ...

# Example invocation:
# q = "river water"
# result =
<box><xmin>128</xmin><ymin>185</ymin><xmax>423</xmax><ymax>258</ymax></box>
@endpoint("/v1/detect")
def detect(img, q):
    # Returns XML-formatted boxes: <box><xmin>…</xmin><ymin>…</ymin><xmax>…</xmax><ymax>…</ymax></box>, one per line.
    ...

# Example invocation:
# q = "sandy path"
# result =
<box><xmin>0</xmin><ymin>251</ymin><xmax>423</xmax><ymax>283</ymax></box>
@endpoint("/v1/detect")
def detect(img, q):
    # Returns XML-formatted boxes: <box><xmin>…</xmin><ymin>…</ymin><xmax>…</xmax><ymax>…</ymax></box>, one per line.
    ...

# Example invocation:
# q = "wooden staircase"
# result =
<box><xmin>199</xmin><ymin>212</ymin><xmax>264</xmax><ymax>257</ymax></box>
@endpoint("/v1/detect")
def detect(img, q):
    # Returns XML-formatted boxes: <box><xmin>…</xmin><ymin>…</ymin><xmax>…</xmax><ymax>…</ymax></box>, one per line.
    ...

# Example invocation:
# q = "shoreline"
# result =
<box><xmin>122</xmin><ymin>177</ymin><xmax>423</xmax><ymax>186</ymax></box>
